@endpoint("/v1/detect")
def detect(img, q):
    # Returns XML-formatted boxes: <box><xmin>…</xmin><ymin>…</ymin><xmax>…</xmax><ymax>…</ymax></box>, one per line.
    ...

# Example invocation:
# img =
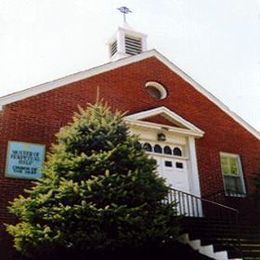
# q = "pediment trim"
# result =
<box><xmin>125</xmin><ymin>107</ymin><xmax>204</xmax><ymax>138</ymax></box>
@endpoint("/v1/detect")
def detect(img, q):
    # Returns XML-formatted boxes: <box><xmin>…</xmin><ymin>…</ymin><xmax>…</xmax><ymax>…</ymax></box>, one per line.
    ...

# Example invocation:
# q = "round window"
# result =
<box><xmin>145</xmin><ymin>81</ymin><xmax>167</xmax><ymax>100</ymax></box>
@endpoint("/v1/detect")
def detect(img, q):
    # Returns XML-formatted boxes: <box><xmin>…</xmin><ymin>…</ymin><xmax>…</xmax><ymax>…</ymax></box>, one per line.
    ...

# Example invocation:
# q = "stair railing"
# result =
<box><xmin>165</xmin><ymin>187</ymin><xmax>241</xmax><ymax>257</ymax></box>
<box><xmin>165</xmin><ymin>187</ymin><xmax>239</xmax><ymax>218</ymax></box>
<box><xmin>204</xmin><ymin>189</ymin><xmax>247</xmax><ymax>204</ymax></box>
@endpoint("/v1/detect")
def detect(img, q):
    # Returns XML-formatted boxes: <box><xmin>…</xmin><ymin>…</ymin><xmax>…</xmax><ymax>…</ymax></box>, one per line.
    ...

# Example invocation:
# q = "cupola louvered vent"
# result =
<box><xmin>108</xmin><ymin>25</ymin><xmax>147</xmax><ymax>61</ymax></box>
<box><xmin>125</xmin><ymin>35</ymin><xmax>142</xmax><ymax>55</ymax></box>
<box><xmin>110</xmin><ymin>41</ymin><xmax>117</xmax><ymax>57</ymax></box>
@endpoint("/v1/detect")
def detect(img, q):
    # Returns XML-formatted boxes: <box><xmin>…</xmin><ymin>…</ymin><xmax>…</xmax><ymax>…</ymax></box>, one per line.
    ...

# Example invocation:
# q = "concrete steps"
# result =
<box><xmin>178</xmin><ymin>233</ymin><xmax>235</xmax><ymax>260</ymax></box>
<box><xmin>181</xmin><ymin>217</ymin><xmax>260</xmax><ymax>259</ymax></box>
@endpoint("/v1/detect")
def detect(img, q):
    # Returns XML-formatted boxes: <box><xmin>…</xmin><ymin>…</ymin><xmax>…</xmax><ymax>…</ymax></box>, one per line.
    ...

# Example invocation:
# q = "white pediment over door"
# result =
<box><xmin>124</xmin><ymin>106</ymin><xmax>204</xmax><ymax>138</ymax></box>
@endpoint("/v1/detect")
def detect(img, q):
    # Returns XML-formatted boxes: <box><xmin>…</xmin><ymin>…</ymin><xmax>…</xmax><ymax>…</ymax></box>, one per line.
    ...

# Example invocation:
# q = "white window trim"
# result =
<box><xmin>145</xmin><ymin>81</ymin><xmax>167</xmax><ymax>99</ymax></box>
<box><xmin>220</xmin><ymin>152</ymin><xmax>246</xmax><ymax>197</ymax></box>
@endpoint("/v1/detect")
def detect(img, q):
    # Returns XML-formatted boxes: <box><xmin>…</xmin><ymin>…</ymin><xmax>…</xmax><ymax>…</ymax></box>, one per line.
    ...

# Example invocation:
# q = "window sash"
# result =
<box><xmin>223</xmin><ymin>175</ymin><xmax>243</xmax><ymax>194</ymax></box>
<box><xmin>220</xmin><ymin>153</ymin><xmax>246</xmax><ymax>196</ymax></box>
<box><xmin>221</xmin><ymin>155</ymin><xmax>240</xmax><ymax>176</ymax></box>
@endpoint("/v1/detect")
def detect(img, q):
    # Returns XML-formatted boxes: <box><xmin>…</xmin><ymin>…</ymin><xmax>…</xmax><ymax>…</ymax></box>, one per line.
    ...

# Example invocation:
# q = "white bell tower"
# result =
<box><xmin>108</xmin><ymin>7</ymin><xmax>147</xmax><ymax>62</ymax></box>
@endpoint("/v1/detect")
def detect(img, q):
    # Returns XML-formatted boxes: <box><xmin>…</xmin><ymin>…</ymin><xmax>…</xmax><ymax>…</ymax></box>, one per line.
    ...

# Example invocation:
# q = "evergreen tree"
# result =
<box><xmin>6</xmin><ymin>103</ymin><xmax>179</xmax><ymax>259</ymax></box>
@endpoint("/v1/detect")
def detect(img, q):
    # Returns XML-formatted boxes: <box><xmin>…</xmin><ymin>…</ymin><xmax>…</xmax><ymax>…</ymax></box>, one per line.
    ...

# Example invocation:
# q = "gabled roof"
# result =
<box><xmin>125</xmin><ymin>106</ymin><xmax>205</xmax><ymax>138</ymax></box>
<box><xmin>0</xmin><ymin>49</ymin><xmax>259</xmax><ymax>139</ymax></box>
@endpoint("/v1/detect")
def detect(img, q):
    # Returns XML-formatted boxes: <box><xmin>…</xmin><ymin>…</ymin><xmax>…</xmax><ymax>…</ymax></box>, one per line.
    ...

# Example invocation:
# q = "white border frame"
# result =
<box><xmin>145</xmin><ymin>81</ymin><xmax>167</xmax><ymax>99</ymax></box>
<box><xmin>5</xmin><ymin>141</ymin><xmax>46</xmax><ymax>180</ymax></box>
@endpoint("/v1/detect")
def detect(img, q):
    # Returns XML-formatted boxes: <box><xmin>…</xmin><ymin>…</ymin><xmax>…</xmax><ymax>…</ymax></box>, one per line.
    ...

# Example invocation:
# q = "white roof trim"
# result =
<box><xmin>0</xmin><ymin>49</ymin><xmax>259</xmax><ymax>139</ymax></box>
<box><xmin>0</xmin><ymin>51</ymin><xmax>158</xmax><ymax>110</ymax></box>
<box><xmin>125</xmin><ymin>106</ymin><xmax>205</xmax><ymax>138</ymax></box>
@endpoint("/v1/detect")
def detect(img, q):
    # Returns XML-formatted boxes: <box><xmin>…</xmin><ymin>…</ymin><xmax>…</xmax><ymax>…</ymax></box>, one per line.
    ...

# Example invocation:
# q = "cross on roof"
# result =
<box><xmin>117</xmin><ymin>6</ymin><xmax>132</xmax><ymax>23</ymax></box>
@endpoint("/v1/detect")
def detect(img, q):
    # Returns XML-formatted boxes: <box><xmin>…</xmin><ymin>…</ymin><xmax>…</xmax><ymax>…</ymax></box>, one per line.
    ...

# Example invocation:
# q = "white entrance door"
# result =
<box><xmin>154</xmin><ymin>155</ymin><xmax>203</xmax><ymax>217</ymax></box>
<box><xmin>154</xmin><ymin>156</ymin><xmax>190</xmax><ymax>193</ymax></box>
<box><xmin>142</xmin><ymin>142</ymin><xmax>202</xmax><ymax>217</ymax></box>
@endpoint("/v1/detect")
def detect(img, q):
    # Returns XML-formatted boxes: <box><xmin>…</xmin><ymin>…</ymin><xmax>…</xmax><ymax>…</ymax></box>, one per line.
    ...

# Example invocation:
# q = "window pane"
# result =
<box><xmin>230</xmin><ymin>157</ymin><xmax>239</xmax><ymax>175</ymax></box>
<box><xmin>173</xmin><ymin>147</ymin><xmax>182</xmax><ymax>156</ymax></box>
<box><xmin>224</xmin><ymin>176</ymin><xmax>243</xmax><ymax>194</ymax></box>
<box><xmin>220</xmin><ymin>156</ymin><xmax>230</xmax><ymax>175</ymax></box>
<box><xmin>154</xmin><ymin>144</ymin><xmax>162</xmax><ymax>153</ymax></box>
<box><xmin>164</xmin><ymin>146</ymin><xmax>172</xmax><ymax>155</ymax></box>
<box><xmin>176</xmin><ymin>162</ymin><xmax>183</xmax><ymax>169</ymax></box>
<box><xmin>146</xmin><ymin>86</ymin><xmax>162</xmax><ymax>99</ymax></box>
<box><xmin>165</xmin><ymin>161</ymin><xmax>173</xmax><ymax>167</ymax></box>
<box><xmin>221</xmin><ymin>155</ymin><xmax>240</xmax><ymax>176</ymax></box>
<box><xmin>143</xmin><ymin>143</ymin><xmax>152</xmax><ymax>152</ymax></box>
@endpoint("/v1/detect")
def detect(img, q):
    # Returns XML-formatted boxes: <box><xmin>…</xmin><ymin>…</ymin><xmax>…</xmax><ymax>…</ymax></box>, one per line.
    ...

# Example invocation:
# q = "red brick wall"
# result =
<box><xmin>0</xmin><ymin>57</ymin><xmax>259</xmax><ymax>231</ymax></box>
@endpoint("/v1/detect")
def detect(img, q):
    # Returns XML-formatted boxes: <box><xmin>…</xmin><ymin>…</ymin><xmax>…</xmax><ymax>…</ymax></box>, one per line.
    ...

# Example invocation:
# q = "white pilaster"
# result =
<box><xmin>188</xmin><ymin>136</ymin><xmax>201</xmax><ymax>197</ymax></box>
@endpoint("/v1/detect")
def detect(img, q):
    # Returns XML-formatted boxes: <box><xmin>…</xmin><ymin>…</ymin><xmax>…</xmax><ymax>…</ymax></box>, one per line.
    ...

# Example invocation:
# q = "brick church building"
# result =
<box><xmin>0</xmin><ymin>22</ymin><xmax>259</xmax><ymax>259</ymax></box>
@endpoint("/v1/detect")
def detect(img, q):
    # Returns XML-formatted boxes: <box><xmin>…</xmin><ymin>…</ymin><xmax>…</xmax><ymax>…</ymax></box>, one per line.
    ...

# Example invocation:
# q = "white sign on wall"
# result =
<box><xmin>5</xmin><ymin>141</ymin><xmax>46</xmax><ymax>180</ymax></box>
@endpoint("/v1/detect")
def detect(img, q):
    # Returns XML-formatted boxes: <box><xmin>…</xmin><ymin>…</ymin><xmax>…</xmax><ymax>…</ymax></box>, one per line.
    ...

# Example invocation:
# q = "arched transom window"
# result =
<box><xmin>142</xmin><ymin>142</ymin><xmax>183</xmax><ymax>157</ymax></box>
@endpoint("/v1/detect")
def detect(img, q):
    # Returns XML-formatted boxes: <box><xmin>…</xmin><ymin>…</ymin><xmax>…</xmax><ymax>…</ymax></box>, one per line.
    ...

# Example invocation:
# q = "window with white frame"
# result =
<box><xmin>220</xmin><ymin>152</ymin><xmax>246</xmax><ymax>196</ymax></box>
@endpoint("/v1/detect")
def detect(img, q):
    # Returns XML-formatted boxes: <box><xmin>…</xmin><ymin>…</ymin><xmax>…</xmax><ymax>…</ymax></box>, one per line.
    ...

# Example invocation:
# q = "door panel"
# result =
<box><xmin>154</xmin><ymin>156</ymin><xmax>190</xmax><ymax>194</ymax></box>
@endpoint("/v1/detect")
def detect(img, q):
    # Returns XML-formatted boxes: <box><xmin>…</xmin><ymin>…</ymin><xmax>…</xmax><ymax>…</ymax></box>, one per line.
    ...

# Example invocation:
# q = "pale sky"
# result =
<box><xmin>0</xmin><ymin>0</ymin><xmax>259</xmax><ymax>130</ymax></box>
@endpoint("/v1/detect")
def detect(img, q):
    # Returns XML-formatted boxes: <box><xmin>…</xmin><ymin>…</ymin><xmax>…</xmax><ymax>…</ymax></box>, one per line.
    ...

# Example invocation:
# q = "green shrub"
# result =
<box><xmin>6</xmin><ymin>102</ymin><xmax>179</xmax><ymax>258</ymax></box>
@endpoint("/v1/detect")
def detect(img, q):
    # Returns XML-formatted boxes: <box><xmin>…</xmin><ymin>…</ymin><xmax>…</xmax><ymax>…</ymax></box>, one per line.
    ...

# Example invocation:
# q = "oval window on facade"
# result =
<box><xmin>143</xmin><ymin>142</ymin><xmax>152</xmax><ymax>152</ymax></box>
<box><xmin>154</xmin><ymin>144</ymin><xmax>162</xmax><ymax>153</ymax></box>
<box><xmin>145</xmin><ymin>81</ymin><xmax>167</xmax><ymax>100</ymax></box>
<box><xmin>173</xmin><ymin>147</ymin><xmax>182</xmax><ymax>156</ymax></box>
